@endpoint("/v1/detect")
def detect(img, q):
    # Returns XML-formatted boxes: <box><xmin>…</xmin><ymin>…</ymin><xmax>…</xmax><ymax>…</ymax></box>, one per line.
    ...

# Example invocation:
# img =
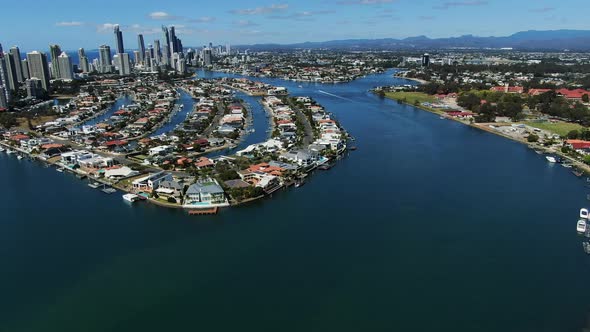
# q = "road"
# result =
<box><xmin>287</xmin><ymin>99</ymin><xmax>314</xmax><ymax>146</ymax></box>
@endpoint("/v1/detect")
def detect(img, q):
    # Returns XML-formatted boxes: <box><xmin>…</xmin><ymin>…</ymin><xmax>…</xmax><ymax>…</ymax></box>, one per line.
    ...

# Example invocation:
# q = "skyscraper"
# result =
<box><xmin>114</xmin><ymin>25</ymin><xmax>124</xmax><ymax>54</ymax></box>
<box><xmin>21</xmin><ymin>59</ymin><xmax>30</xmax><ymax>79</ymax></box>
<box><xmin>161</xmin><ymin>26</ymin><xmax>170</xmax><ymax>66</ymax></box>
<box><xmin>0</xmin><ymin>44</ymin><xmax>12</xmax><ymax>103</ymax></box>
<box><xmin>118</xmin><ymin>53</ymin><xmax>131</xmax><ymax>75</ymax></box>
<box><xmin>26</xmin><ymin>51</ymin><xmax>50</xmax><ymax>91</ymax></box>
<box><xmin>133</xmin><ymin>50</ymin><xmax>140</xmax><ymax>65</ymax></box>
<box><xmin>26</xmin><ymin>78</ymin><xmax>43</xmax><ymax>99</ymax></box>
<box><xmin>137</xmin><ymin>34</ymin><xmax>145</xmax><ymax>64</ymax></box>
<box><xmin>49</xmin><ymin>44</ymin><xmax>62</xmax><ymax>79</ymax></box>
<box><xmin>153</xmin><ymin>40</ymin><xmax>161</xmax><ymax>64</ymax></box>
<box><xmin>57</xmin><ymin>52</ymin><xmax>73</xmax><ymax>80</ymax></box>
<box><xmin>9</xmin><ymin>47</ymin><xmax>24</xmax><ymax>83</ymax></box>
<box><xmin>98</xmin><ymin>45</ymin><xmax>112</xmax><ymax>73</ymax></box>
<box><xmin>0</xmin><ymin>86</ymin><xmax>7</xmax><ymax>108</ymax></box>
<box><xmin>421</xmin><ymin>53</ymin><xmax>430</xmax><ymax>67</ymax></box>
<box><xmin>203</xmin><ymin>48</ymin><xmax>212</xmax><ymax>67</ymax></box>
<box><xmin>3</xmin><ymin>52</ymin><xmax>18</xmax><ymax>91</ymax></box>
<box><xmin>78</xmin><ymin>48</ymin><xmax>90</xmax><ymax>73</ymax></box>
<box><xmin>168</xmin><ymin>26</ymin><xmax>177</xmax><ymax>53</ymax></box>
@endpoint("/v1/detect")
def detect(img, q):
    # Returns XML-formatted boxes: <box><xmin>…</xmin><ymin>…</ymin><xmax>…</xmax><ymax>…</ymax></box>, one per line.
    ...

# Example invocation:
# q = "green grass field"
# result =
<box><xmin>384</xmin><ymin>92</ymin><xmax>437</xmax><ymax>105</ymax></box>
<box><xmin>523</xmin><ymin>121</ymin><xmax>585</xmax><ymax>137</ymax></box>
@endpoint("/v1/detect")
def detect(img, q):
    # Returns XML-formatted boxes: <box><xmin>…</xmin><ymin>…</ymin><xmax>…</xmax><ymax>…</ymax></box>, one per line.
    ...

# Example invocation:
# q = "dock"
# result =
<box><xmin>187</xmin><ymin>207</ymin><xmax>218</xmax><ymax>215</ymax></box>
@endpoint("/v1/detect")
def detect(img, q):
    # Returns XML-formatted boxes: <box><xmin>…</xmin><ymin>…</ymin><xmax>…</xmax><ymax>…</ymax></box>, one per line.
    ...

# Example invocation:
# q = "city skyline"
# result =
<box><xmin>2</xmin><ymin>0</ymin><xmax>587</xmax><ymax>51</ymax></box>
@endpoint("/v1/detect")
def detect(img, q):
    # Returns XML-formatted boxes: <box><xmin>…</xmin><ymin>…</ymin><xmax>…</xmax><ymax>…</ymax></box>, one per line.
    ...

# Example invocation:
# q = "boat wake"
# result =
<box><xmin>317</xmin><ymin>90</ymin><xmax>355</xmax><ymax>102</ymax></box>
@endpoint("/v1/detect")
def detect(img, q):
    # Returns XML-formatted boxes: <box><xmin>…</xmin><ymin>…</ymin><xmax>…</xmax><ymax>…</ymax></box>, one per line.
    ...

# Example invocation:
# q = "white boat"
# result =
<box><xmin>6</xmin><ymin>149</ymin><xmax>15</xmax><ymax>154</ymax></box>
<box><xmin>0</xmin><ymin>147</ymin><xmax>5</xmax><ymax>152</ymax></box>
<box><xmin>581</xmin><ymin>208</ymin><xmax>589</xmax><ymax>219</ymax></box>
<box><xmin>546</xmin><ymin>156</ymin><xmax>557</xmax><ymax>163</ymax></box>
<box><xmin>16</xmin><ymin>155</ymin><xmax>23</xmax><ymax>160</ymax></box>
<box><xmin>578</xmin><ymin>219</ymin><xmax>587</xmax><ymax>233</ymax></box>
<box><xmin>56</xmin><ymin>167</ymin><xmax>64</xmax><ymax>173</ymax></box>
<box><xmin>123</xmin><ymin>193</ymin><xmax>140</xmax><ymax>203</ymax></box>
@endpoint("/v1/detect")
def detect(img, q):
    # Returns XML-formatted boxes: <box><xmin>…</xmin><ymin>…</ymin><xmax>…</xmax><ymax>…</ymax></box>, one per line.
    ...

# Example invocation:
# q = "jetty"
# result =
<box><xmin>187</xmin><ymin>207</ymin><xmax>218</xmax><ymax>215</ymax></box>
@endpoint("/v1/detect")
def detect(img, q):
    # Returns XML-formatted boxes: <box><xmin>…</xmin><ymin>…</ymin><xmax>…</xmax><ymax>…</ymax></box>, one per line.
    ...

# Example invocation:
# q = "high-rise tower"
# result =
<box><xmin>114</xmin><ymin>25</ymin><xmax>124</xmax><ymax>54</ymax></box>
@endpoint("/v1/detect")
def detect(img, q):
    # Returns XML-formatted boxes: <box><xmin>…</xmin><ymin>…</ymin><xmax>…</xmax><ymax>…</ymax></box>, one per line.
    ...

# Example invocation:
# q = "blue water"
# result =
<box><xmin>150</xmin><ymin>90</ymin><xmax>194</xmax><ymax>137</ymax></box>
<box><xmin>82</xmin><ymin>94</ymin><xmax>134</xmax><ymax>127</ymax></box>
<box><xmin>208</xmin><ymin>91</ymin><xmax>271</xmax><ymax>158</ymax></box>
<box><xmin>1</xmin><ymin>69</ymin><xmax>590</xmax><ymax>332</ymax></box>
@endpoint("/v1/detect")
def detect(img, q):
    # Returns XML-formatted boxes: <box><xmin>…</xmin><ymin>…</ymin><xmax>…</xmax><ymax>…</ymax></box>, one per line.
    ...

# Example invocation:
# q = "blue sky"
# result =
<box><xmin>2</xmin><ymin>0</ymin><xmax>586</xmax><ymax>51</ymax></box>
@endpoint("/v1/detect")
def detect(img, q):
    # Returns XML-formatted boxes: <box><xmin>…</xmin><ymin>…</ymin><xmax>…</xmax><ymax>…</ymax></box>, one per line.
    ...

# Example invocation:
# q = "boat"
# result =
<box><xmin>294</xmin><ymin>179</ymin><xmax>305</xmax><ymax>188</ymax></box>
<box><xmin>440</xmin><ymin>116</ymin><xmax>445</xmax><ymax>119</ymax></box>
<box><xmin>561</xmin><ymin>163</ymin><xmax>573</xmax><ymax>169</ymax></box>
<box><xmin>349</xmin><ymin>146</ymin><xmax>357</xmax><ymax>151</ymax></box>
<box><xmin>16</xmin><ymin>155</ymin><xmax>23</xmax><ymax>160</ymax></box>
<box><xmin>546</xmin><ymin>156</ymin><xmax>557</xmax><ymax>163</ymax></box>
<box><xmin>0</xmin><ymin>147</ymin><xmax>4</xmax><ymax>152</ymax></box>
<box><xmin>123</xmin><ymin>193</ymin><xmax>141</xmax><ymax>203</ymax></box>
<box><xmin>584</xmin><ymin>242</ymin><xmax>590</xmax><ymax>254</ymax></box>
<box><xmin>88</xmin><ymin>182</ymin><xmax>101</xmax><ymax>189</ymax></box>
<box><xmin>56</xmin><ymin>167</ymin><xmax>64</xmax><ymax>173</ymax></box>
<box><xmin>573</xmin><ymin>170</ymin><xmax>584</xmax><ymax>177</ymax></box>
<box><xmin>6</xmin><ymin>149</ymin><xmax>15</xmax><ymax>154</ymax></box>
<box><xmin>581</xmin><ymin>208</ymin><xmax>589</xmax><ymax>219</ymax></box>
<box><xmin>101</xmin><ymin>187</ymin><xmax>116</xmax><ymax>194</ymax></box>
<box><xmin>578</xmin><ymin>219</ymin><xmax>587</xmax><ymax>233</ymax></box>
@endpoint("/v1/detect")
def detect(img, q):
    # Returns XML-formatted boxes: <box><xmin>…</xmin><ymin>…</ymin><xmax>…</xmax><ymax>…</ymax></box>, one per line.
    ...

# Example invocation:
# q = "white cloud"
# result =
<box><xmin>230</xmin><ymin>4</ymin><xmax>289</xmax><ymax>15</ymax></box>
<box><xmin>56</xmin><ymin>21</ymin><xmax>84</xmax><ymax>27</ymax></box>
<box><xmin>97</xmin><ymin>23</ymin><xmax>119</xmax><ymax>33</ymax></box>
<box><xmin>148</xmin><ymin>11</ymin><xmax>179</xmax><ymax>20</ymax></box>
<box><xmin>190</xmin><ymin>16</ymin><xmax>216</xmax><ymax>23</ymax></box>
<box><xmin>434</xmin><ymin>1</ymin><xmax>488</xmax><ymax>10</ymax></box>
<box><xmin>235</xmin><ymin>20</ymin><xmax>259</xmax><ymax>27</ymax></box>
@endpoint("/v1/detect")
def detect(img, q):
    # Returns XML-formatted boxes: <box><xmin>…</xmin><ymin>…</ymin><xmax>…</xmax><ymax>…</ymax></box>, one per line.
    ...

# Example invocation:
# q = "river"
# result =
<box><xmin>1</xmin><ymin>69</ymin><xmax>589</xmax><ymax>331</ymax></box>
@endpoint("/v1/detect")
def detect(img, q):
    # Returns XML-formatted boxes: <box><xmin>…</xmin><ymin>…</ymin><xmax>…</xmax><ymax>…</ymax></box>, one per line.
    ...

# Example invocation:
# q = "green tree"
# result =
<box><xmin>582</xmin><ymin>94</ymin><xmax>589</xmax><ymax>103</ymax></box>
<box><xmin>567</xmin><ymin>130</ymin><xmax>580</xmax><ymax>139</ymax></box>
<box><xmin>527</xmin><ymin>134</ymin><xmax>539</xmax><ymax>143</ymax></box>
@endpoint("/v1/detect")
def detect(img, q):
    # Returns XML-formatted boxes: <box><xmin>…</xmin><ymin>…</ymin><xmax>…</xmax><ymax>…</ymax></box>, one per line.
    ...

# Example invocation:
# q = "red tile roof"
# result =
<box><xmin>567</xmin><ymin>139</ymin><xmax>590</xmax><ymax>149</ymax></box>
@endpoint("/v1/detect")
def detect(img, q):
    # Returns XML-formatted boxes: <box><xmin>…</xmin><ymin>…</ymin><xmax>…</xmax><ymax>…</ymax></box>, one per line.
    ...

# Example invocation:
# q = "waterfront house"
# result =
<box><xmin>195</xmin><ymin>157</ymin><xmax>215</xmax><ymax>169</ymax></box>
<box><xmin>183</xmin><ymin>179</ymin><xmax>229</xmax><ymax>208</ymax></box>
<box><xmin>132</xmin><ymin>171</ymin><xmax>174</xmax><ymax>193</ymax></box>
<box><xmin>149</xmin><ymin>145</ymin><xmax>174</xmax><ymax>156</ymax></box>
<box><xmin>279</xmin><ymin>150</ymin><xmax>315</xmax><ymax>167</ymax></box>
<box><xmin>104</xmin><ymin>166</ymin><xmax>139</xmax><ymax>180</ymax></box>
<box><xmin>216</xmin><ymin>124</ymin><xmax>237</xmax><ymax>136</ymax></box>
<box><xmin>566</xmin><ymin>140</ymin><xmax>590</xmax><ymax>152</ymax></box>
<box><xmin>155</xmin><ymin>180</ymin><xmax>184</xmax><ymax>199</ymax></box>
<box><xmin>208</xmin><ymin>138</ymin><xmax>225</xmax><ymax>147</ymax></box>
<box><xmin>224</xmin><ymin>179</ymin><xmax>251</xmax><ymax>189</ymax></box>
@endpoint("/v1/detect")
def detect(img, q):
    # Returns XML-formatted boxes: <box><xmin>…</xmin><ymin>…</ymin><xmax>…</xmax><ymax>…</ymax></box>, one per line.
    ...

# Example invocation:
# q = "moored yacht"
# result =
<box><xmin>545</xmin><ymin>156</ymin><xmax>557</xmax><ymax>163</ymax></box>
<box><xmin>578</xmin><ymin>219</ymin><xmax>587</xmax><ymax>233</ymax></box>
<box><xmin>123</xmin><ymin>193</ymin><xmax>141</xmax><ymax>203</ymax></box>
<box><xmin>580</xmin><ymin>208</ymin><xmax>589</xmax><ymax>220</ymax></box>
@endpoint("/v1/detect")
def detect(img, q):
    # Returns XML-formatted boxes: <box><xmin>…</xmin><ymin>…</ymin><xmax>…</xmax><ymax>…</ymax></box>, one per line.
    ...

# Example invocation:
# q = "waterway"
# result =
<box><xmin>82</xmin><ymin>94</ymin><xmax>134</xmax><ymax>127</ymax></box>
<box><xmin>150</xmin><ymin>90</ymin><xmax>194</xmax><ymax>137</ymax></box>
<box><xmin>1</xmin><ymin>69</ymin><xmax>590</xmax><ymax>331</ymax></box>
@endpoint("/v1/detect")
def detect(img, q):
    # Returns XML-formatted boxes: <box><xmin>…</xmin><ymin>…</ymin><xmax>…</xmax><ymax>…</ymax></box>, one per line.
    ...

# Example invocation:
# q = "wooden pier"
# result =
<box><xmin>187</xmin><ymin>207</ymin><xmax>218</xmax><ymax>215</ymax></box>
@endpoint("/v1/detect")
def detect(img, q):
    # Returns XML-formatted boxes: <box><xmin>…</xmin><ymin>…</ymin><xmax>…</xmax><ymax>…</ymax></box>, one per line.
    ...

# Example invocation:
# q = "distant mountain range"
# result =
<box><xmin>235</xmin><ymin>30</ymin><xmax>590</xmax><ymax>51</ymax></box>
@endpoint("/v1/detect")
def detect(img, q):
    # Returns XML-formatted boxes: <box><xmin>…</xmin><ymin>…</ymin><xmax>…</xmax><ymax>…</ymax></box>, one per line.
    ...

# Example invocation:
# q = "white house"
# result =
<box><xmin>132</xmin><ymin>171</ymin><xmax>173</xmax><ymax>193</ymax></box>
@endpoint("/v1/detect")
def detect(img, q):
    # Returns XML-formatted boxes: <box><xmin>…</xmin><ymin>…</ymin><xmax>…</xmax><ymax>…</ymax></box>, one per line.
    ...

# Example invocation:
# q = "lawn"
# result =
<box><xmin>523</xmin><ymin>121</ymin><xmax>585</xmax><ymax>137</ymax></box>
<box><xmin>384</xmin><ymin>91</ymin><xmax>437</xmax><ymax>105</ymax></box>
